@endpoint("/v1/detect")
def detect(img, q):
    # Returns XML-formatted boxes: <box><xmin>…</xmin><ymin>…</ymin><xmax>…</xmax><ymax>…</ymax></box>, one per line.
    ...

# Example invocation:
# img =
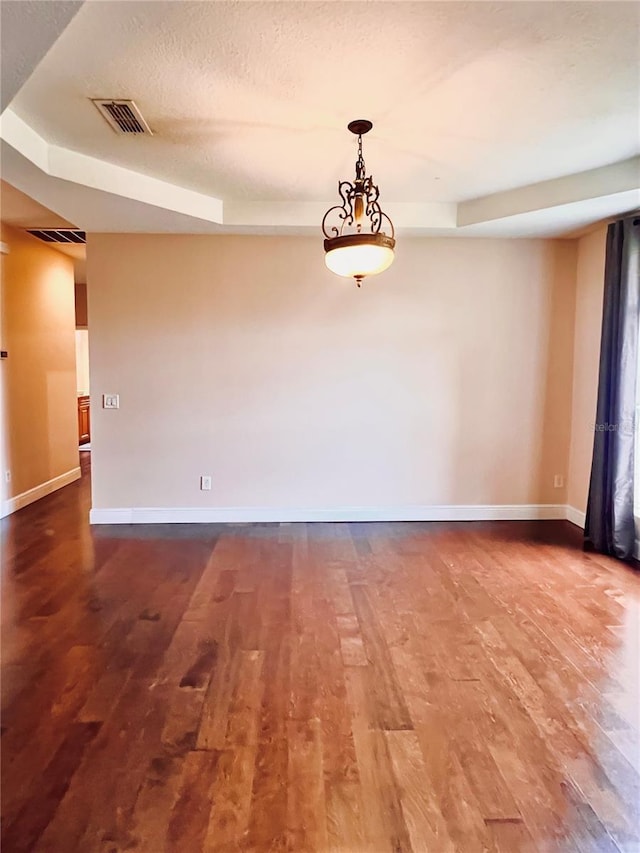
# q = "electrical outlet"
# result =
<box><xmin>103</xmin><ymin>394</ymin><xmax>119</xmax><ymax>409</ymax></box>
<box><xmin>553</xmin><ymin>474</ymin><xmax>564</xmax><ymax>489</ymax></box>
<box><xmin>200</xmin><ymin>475</ymin><xmax>212</xmax><ymax>491</ymax></box>
<box><xmin>4</xmin><ymin>470</ymin><xmax>10</xmax><ymax>483</ymax></box>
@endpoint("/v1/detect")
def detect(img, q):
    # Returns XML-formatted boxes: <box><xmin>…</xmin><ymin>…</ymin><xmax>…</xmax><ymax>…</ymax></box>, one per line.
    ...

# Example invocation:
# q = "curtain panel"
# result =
<box><xmin>585</xmin><ymin>216</ymin><xmax>640</xmax><ymax>560</ymax></box>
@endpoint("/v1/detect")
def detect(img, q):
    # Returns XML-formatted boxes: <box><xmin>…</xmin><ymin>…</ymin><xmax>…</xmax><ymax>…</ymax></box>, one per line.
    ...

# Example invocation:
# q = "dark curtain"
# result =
<box><xmin>585</xmin><ymin>216</ymin><xmax>640</xmax><ymax>560</ymax></box>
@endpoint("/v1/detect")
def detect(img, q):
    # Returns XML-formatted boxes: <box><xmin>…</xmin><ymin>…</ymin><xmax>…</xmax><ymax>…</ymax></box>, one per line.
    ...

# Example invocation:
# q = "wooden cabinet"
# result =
<box><xmin>78</xmin><ymin>396</ymin><xmax>90</xmax><ymax>445</ymax></box>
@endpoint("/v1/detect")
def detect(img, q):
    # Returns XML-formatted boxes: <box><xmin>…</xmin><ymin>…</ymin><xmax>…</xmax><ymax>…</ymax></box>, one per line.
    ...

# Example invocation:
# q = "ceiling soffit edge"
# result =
<box><xmin>1</xmin><ymin>108</ymin><xmax>638</xmax><ymax>235</ymax></box>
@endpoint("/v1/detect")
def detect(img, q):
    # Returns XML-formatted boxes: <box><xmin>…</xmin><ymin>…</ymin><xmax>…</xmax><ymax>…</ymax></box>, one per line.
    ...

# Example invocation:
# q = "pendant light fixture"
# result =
<box><xmin>322</xmin><ymin>119</ymin><xmax>395</xmax><ymax>287</ymax></box>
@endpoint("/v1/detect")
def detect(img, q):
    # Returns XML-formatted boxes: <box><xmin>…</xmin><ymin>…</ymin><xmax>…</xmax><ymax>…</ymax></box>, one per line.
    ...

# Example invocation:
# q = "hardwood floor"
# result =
<box><xmin>2</xmin><ymin>457</ymin><xmax>639</xmax><ymax>852</ymax></box>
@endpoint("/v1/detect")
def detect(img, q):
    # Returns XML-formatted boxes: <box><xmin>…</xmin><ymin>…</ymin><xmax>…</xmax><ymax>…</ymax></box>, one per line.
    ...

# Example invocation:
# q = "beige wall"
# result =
<box><xmin>88</xmin><ymin>234</ymin><xmax>577</xmax><ymax>515</ymax></box>
<box><xmin>0</xmin><ymin>223</ymin><xmax>78</xmax><ymax>505</ymax></box>
<box><xmin>567</xmin><ymin>225</ymin><xmax>607</xmax><ymax>515</ymax></box>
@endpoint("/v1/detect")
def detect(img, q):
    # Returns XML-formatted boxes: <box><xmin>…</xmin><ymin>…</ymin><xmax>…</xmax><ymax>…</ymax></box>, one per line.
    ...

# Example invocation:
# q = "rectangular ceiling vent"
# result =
<box><xmin>26</xmin><ymin>229</ymin><xmax>86</xmax><ymax>244</ymax></box>
<box><xmin>92</xmin><ymin>99</ymin><xmax>153</xmax><ymax>135</ymax></box>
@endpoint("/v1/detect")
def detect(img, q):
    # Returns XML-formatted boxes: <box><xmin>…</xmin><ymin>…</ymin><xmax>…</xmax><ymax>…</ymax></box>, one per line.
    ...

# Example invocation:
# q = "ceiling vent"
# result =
<box><xmin>91</xmin><ymin>99</ymin><xmax>153</xmax><ymax>135</ymax></box>
<box><xmin>27</xmin><ymin>229</ymin><xmax>86</xmax><ymax>244</ymax></box>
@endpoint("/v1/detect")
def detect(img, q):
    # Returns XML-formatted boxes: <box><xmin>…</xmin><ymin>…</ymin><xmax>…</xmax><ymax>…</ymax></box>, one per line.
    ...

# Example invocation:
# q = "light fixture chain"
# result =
<box><xmin>355</xmin><ymin>134</ymin><xmax>365</xmax><ymax>181</ymax></box>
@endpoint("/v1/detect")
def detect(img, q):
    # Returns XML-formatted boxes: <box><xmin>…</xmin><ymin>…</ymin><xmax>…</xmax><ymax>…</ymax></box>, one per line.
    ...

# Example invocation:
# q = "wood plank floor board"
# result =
<box><xmin>350</xmin><ymin>584</ymin><xmax>414</xmax><ymax>732</ymax></box>
<box><xmin>385</xmin><ymin>729</ymin><xmax>456</xmax><ymax>852</ymax></box>
<box><xmin>1</xmin><ymin>463</ymin><xmax>639</xmax><ymax>851</ymax></box>
<box><xmin>166</xmin><ymin>748</ymin><xmax>223</xmax><ymax>853</ymax></box>
<box><xmin>203</xmin><ymin>651</ymin><xmax>265</xmax><ymax>849</ymax></box>
<box><xmin>414</xmin><ymin>722</ymin><xmax>494</xmax><ymax>853</ymax></box>
<box><xmin>344</xmin><ymin>666</ymin><xmax>414</xmax><ymax>852</ymax></box>
<box><xmin>126</xmin><ymin>743</ymin><xmax>188</xmax><ymax>853</ymax></box>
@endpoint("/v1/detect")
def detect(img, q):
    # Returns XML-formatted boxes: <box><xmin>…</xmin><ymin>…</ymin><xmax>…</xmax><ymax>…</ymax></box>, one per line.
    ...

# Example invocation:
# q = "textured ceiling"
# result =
<box><xmin>0</xmin><ymin>1</ymin><xmax>638</xmax><ymax>235</ymax></box>
<box><xmin>0</xmin><ymin>0</ymin><xmax>82</xmax><ymax>111</ymax></box>
<box><xmin>9</xmin><ymin>0</ymin><xmax>640</xmax><ymax>203</ymax></box>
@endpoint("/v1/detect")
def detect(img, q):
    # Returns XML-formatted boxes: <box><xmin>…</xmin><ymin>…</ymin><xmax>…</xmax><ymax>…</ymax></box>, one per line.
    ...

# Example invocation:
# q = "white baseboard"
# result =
<box><xmin>565</xmin><ymin>505</ymin><xmax>586</xmax><ymax>528</ymax></box>
<box><xmin>1</xmin><ymin>467</ymin><xmax>81</xmax><ymax>518</ymax></box>
<box><xmin>89</xmin><ymin>503</ymin><xmax>569</xmax><ymax>525</ymax></box>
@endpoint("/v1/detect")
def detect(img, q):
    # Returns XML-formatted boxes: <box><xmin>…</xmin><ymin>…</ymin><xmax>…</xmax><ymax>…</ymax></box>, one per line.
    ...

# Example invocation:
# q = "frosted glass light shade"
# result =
<box><xmin>324</xmin><ymin>233</ymin><xmax>395</xmax><ymax>282</ymax></box>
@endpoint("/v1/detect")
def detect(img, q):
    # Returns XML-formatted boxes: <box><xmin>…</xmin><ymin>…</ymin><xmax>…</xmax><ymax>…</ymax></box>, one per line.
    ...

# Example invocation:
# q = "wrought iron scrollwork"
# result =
<box><xmin>321</xmin><ymin>131</ymin><xmax>394</xmax><ymax>241</ymax></box>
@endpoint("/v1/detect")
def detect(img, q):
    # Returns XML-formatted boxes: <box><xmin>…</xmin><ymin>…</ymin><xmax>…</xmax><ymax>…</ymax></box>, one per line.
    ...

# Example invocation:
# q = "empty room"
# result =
<box><xmin>1</xmin><ymin>1</ymin><xmax>639</xmax><ymax>851</ymax></box>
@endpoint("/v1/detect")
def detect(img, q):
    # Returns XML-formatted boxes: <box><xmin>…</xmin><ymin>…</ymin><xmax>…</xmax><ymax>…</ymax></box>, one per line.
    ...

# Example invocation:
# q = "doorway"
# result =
<box><xmin>74</xmin><ymin>281</ymin><xmax>91</xmax><ymax>452</ymax></box>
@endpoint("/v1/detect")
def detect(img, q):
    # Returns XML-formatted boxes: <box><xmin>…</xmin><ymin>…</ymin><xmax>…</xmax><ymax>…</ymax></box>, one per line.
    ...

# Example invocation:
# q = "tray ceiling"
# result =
<box><xmin>1</xmin><ymin>1</ymin><xmax>638</xmax><ymax>236</ymax></box>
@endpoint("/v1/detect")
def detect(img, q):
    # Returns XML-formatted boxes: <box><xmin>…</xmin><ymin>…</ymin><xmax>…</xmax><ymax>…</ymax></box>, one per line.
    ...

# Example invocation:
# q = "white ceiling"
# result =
<box><xmin>0</xmin><ymin>0</ymin><xmax>82</xmax><ymax>111</ymax></box>
<box><xmin>0</xmin><ymin>0</ymin><xmax>638</xmax><ymax>236</ymax></box>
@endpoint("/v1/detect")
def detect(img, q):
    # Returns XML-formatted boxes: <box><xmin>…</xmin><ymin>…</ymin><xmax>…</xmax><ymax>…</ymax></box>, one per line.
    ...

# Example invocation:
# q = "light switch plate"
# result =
<box><xmin>103</xmin><ymin>394</ymin><xmax>119</xmax><ymax>409</ymax></box>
